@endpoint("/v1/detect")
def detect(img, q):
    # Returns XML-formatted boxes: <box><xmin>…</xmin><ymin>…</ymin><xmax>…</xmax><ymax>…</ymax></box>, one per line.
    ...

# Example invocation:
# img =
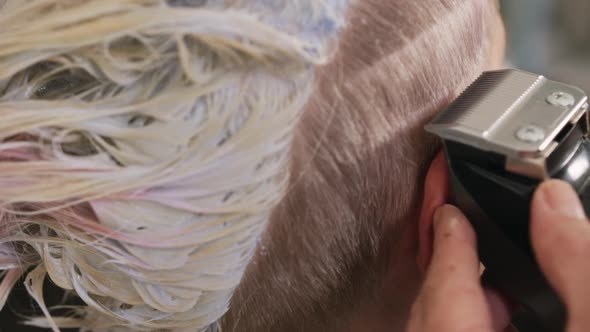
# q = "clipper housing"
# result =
<box><xmin>426</xmin><ymin>69</ymin><xmax>590</xmax><ymax>332</ymax></box>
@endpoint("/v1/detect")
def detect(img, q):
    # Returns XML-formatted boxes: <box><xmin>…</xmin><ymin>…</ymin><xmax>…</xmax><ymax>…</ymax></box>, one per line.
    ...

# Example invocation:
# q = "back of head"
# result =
<box><xmin>223</xmin><ymin>0</ymin><xmax>503</xmax><ymax>331</ymax></box>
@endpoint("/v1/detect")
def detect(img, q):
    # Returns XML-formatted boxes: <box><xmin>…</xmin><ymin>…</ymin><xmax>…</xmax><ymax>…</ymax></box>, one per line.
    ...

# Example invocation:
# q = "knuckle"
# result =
<box><xmin>448</xmin><ymin>284</ymin><xmax>481</xmax><ymax>301</ymax></box>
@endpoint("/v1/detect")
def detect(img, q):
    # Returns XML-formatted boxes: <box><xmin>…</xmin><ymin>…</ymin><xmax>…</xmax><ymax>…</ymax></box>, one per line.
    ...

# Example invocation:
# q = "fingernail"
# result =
<box><xmin>538</xmin><ymin>181</ymin><xmax>586</xmax><ymax>220</ymax></box>
<box><xmin>433</xmin><ymin>205</ymin><xmax>461</xmax><ymax>232</ymax></box>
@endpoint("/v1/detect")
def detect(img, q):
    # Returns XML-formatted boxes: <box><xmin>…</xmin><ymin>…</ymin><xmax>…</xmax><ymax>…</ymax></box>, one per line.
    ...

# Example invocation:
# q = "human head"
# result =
<box><xmin>222</xmin><ymin>0</ymin><xmax>506</xmax><ymax>331</ymax></box>
<box><xmin>0</xmin><ymin>0</ymin><xmax>505</xmax><ymax>331</ymax></box>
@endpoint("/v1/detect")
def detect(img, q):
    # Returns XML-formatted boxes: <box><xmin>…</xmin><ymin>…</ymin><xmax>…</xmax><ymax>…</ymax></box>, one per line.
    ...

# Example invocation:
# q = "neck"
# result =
<box><xmin>347</xmin><ymin>221</ymin><xmax>423</xmax><ymax>332</ymax></box>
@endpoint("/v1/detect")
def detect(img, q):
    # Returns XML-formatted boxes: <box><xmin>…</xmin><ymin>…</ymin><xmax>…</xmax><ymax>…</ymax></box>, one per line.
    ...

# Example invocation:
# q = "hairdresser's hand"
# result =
<box><xmin>528</xmin><ymin>180</ymin><xmax>590</xmax><ymax>332</ymax></box>
<box><xmin>407</xmin><ymin>180</ymin><xmax>590</xmax><ymax>332</ymax></box>
<box><xmin>405</xmin><ymin>204</ymin><xmax>512</xmax><ymax>332</ymax></box>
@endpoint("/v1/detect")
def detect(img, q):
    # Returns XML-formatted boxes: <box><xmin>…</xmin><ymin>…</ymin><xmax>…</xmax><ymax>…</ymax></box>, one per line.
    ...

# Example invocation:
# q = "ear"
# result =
<box><xmin>416</xmin><ymin>151</ymin><xmax>450</xmax><ymax>274</ymax></box>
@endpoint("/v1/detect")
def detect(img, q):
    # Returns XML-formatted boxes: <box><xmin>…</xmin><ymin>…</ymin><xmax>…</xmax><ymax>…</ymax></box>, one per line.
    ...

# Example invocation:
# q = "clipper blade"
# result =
<box><xmin>426</xmin><ymin>69</ymin><xmax>588</xmax><ymax>158</ymax></box>
<box><xmin>426</xmin><ymin>69</ymin><xmax>589</xmax><ymax>179</ymax></box>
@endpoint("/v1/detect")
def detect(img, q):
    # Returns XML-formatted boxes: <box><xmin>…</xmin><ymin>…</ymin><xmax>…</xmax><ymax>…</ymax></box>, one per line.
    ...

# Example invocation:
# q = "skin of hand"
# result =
<box><xmin>406</xmin><ymin>180</ymin><xmax>590</xmax><ymax>332</ymax></box>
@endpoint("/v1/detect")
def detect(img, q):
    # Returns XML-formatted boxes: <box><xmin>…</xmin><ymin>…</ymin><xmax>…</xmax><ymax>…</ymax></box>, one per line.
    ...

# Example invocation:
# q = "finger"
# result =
<box><xmin>417</xmin><ymin>205</ymin><xmax>494</xmax><ymax>331</ymax></box>
<box><xmin>530</xmin><ymin>180</ymin><xmax>590</xmax><ymax>327</ymax></box>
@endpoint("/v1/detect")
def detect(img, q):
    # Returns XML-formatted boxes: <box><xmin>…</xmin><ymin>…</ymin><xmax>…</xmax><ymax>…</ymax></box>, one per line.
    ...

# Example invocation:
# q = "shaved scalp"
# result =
<box><xmin>223</xmin><ymin>1</ymin><xmax>500</xmax><ymax>331</ymax></box>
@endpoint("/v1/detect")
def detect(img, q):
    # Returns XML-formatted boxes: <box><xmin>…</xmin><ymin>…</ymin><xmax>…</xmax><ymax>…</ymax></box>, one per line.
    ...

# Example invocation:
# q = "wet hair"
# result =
<box><xmin>0</xmin><ymin>0</ymin><xmax>348</xmax><ymax>331</ymax></box>
<box><xmin>222</xmin><ymin>0</ymin><xmax>501</xmax><ymax>331</ymax></box>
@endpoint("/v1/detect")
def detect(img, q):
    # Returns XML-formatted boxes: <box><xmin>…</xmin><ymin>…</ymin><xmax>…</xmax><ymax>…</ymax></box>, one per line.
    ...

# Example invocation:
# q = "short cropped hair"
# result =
<box><xmin>223</xmin><ymin>1</ymin><xmax>500</xmax><ymax>331</ymax></box>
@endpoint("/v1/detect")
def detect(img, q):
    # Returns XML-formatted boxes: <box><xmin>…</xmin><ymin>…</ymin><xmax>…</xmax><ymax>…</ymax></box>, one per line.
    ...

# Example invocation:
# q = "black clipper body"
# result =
<box><xmin>426</xmin><ymin>69</ymin><xmax>590</xmax><ymax>332</ymax></box>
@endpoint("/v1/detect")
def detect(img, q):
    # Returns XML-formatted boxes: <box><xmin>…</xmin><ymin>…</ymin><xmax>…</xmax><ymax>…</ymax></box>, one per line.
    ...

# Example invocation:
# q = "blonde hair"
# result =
<box><xmin>0</xmin><ymin>0</ymin><xmax>347</xmax><ymax>331</ymax></box>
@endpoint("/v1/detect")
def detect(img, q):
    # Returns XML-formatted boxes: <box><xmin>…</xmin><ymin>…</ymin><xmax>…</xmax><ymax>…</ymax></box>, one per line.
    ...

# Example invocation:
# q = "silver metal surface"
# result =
<box><xmin>546</xmin><ymin>91</ymin><xmax>576</xmax><ymax>107</ymax></box>
<box><xmin>505</xmin><ymin>142</ymin><xmax>558</xmax><ymax>179</ymax></box>
<box><xmin>426</xmin><ymin>69</ymin><xmax>589</xmax><ymax>179</ymax></box>
<box><xmin>516</xmin><ymin>125</ymin><xmax>546</xmax><ymax>143</ymax></box>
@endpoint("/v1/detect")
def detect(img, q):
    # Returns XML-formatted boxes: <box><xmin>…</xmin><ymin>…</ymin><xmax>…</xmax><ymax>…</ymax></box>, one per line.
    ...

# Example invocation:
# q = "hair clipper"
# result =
<box><xmin>426</xmin><ymin>69</ymin><xmax>590</xmax><ymax>332</ymax></box>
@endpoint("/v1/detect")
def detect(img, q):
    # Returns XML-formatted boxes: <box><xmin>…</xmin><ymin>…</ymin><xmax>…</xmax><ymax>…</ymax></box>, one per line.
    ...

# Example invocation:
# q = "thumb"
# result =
<box><xmin>531</xmin><ymin>180</ymin><xmax>590</xmax><ymax>331</ymax></box>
